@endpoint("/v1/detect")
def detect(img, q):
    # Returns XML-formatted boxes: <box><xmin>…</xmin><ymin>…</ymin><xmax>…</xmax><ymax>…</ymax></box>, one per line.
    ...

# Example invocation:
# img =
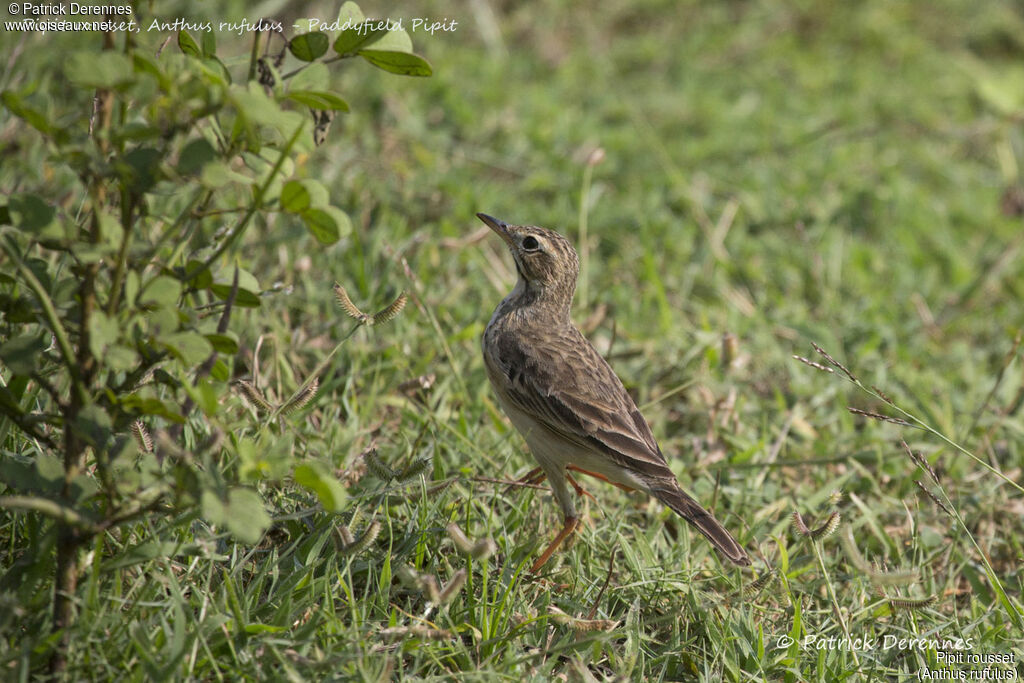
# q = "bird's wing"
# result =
<box><xmin>491</xmin><ymin>325</ymin><xmax>676</xmax><ymax>480</ymax></box>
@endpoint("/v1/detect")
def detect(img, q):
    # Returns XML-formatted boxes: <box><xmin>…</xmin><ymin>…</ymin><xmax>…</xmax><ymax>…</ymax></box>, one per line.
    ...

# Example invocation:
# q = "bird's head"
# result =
<box><xmin>477</xmin><ymin>213</ymin><xmax>579</xmax><ymax>308</ymax></box>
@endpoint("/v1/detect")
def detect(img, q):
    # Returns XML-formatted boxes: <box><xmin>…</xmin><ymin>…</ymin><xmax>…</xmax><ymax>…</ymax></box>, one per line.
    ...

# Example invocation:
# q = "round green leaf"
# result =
<box><xmin>280</xmin><ymin>180</ymin><xmax>311</xmax><ymax>213</ymax></box>
<box><xmin>177</xmin><ymin>138</ymin><xmax>217</xmax><ymax>175</ymax></box>
<box><xmin>289</xmin><ymin>32</ymin><xmax>330</xmax><ymax>62</ymax></box>
<box><xmin>160</xmin><ymin>331</ymin><xmax>213</xmax><ymax>365</ymax></box>
<box><xmin>7</xmin><ymin>194</ymin><xmax>56</xmax><ymax>235</ymax></box>
<box><xmin>295</xmin><ymin>462</ymin><xmax>347</xmax><ymax>512</ymax></box>
<box><xmin>301</xmin><ymin>208</ymin><xmax>340</xmax><ymax>244</ymax></box>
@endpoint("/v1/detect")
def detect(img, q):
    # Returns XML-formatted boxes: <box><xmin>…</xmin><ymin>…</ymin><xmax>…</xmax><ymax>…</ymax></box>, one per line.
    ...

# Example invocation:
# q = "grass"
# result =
<box><xmin>3</xmin><ymin>0</ymin><xmax>1024</xmax><ymax>679</ymax></box>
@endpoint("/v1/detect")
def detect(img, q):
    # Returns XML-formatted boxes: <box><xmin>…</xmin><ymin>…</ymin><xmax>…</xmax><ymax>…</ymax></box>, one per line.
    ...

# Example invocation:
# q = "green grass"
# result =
<box><xmin>3</xmin><ymin>0</ymin><xmax>1024</xmax><ymax>679</ymax></box>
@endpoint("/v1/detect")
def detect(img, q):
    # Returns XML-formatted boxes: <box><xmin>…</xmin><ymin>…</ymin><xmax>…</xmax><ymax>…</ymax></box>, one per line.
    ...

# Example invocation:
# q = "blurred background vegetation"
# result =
<box><xmin>2</xmin><ymin>0</ymin><xmax>1023</xmax><ymax>679</ymax></box>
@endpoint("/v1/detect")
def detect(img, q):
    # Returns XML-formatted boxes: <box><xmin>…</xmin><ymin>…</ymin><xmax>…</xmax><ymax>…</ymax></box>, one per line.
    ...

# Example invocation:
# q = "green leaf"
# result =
<box><xmin>200</xmin><ymin>160</ymin><xmax>254</xmax><ymax>189</ymax></box>
<box><xmin>178</xmin><ymin>30</ymin><xmax>201</xmax><ymax>58</ymax></box>
<box><xmin>105</xmin><ymin>345</ymin><xmax>139</xmax><ymax>372</ymax></box>
<box><xmin>294</xmin><ymin>462</ymin><xmax>348</xmax><ymax>512</ymax></box>
<box><xmin>210</xmin><ymin>359</ymin><xmax>230</xmax><ymax>382</ymax></box>
<box><xmin>336</xmin><ymin>1</ymin><xmax>366</xmax><ymax>24</ymax></box>
<box><xmin>289</xmin><ymin>32</ymin><xmax>330</xmax><ymax>62</ymax></box>
<box><xmin>289</xmin><ymin>62</ymin><xmax>328</xmax><ymax>91</ymax></box>
<box><xmin>323</xmin><ymin>205</ymin><xmax>352</xmax><ymax>237</ymax></box>
<box><xmin>181</xmin><ymin>260</ymin><xmax>213</xmax><ymax>289</ymax></box>
<box><xmin>160</xmin><ymin>331</ymin><xmax>213</xmax><ymax>365</ymax></box>
<box><xmin>0</xmin><ymin>453</ymin><xmax>60</xmax><ymax>495</ymax></box>
<box><xmin>0</xmin><ymin>334</ymin><xmax>48</xmax><ymax>375</ymax></box>
<box><xmin>1</xmin><ymin>91</ymin><xmax>57</xmax><ymax>138</ymax></box>
<box><xmin>230</xmin><ymin>83</ymin><xmax>300</xmax><ymax>138</ymax></box>
<box><xmin>204</xmin><ymin>332</ymin><xmax>239</xmax><ymax>354</ymax></box>
<box><xmin>284</xmin><ymin>90</ymin><xmax>350</xmax><ymax>111</ymax></box>
<box><xmin>87</xmin><ymin>311</ymin><xmax>120</xmax><ymax>361</ymax></box>
<box><xmin>301</xmin><ymin>208</ymin><xmax>340</xmax><ymax>245</ymax></box>
<box><xmin>210</xmin><ymin>284</ymin><xmax>260</xmax><ymax>308</ymax></box>
<box><xmin>138</xmin><ymin>275</ymin><xmax>182</xmax><ymax>308</ymax></box>
<box><xmin>132</xmin><ymin>53</ymin><xmax>170</xmax><ymax>91</ymax></box>
<box><xmin>120</xmin><ymin>147</ymin><xmax>163</xmax><ymax>193</ymax></box>
<box><xmin>211</xmin><ymin>269</ymin><xmax>261</xmax><ymax>308</ymax></box>
<box><xmin>368</xmin><ymin>28</ymin><xmax>414</xmax><ymax>54</ymax></box>
<box><xmin>7</xmin><ymin>194</ymin><xmax>56</xmax><ymax>235</ymax></box>
<box><xmin>280</xmin><ymin>180</ymin><xmax>311</xmax><ymax>213</ymax></box>
<box><xmin>66</xmin><ymin>51</ymin><xmax>136</xmax><ymax>89</ymax></box>
<box><xmin>358</xmin><ymin>51</ymin><xmax>433</xmax><ymax>77</ymax></box>
<box><xmin>202</xmin><ymin>488</ymin><xmax>270</xmax><ymax>544</ymax></box>
<box><xmin>193</xmin><ymin>380</ymin><xmax>221</xmax><ymax>416</ymax></box>
<box><xmin>201</xmin><ymin>31</ymin><xmax>217</xmax><ymax>59</ymax></box>
<box><xmin>73</xmin><ymin>405</ymin><xmax>113</xmax><ymax>450</ymax></box>
<box><xmin>333</xmin><ymin>7</ymin><xmax>390</xmax><ymax>57</ymax></box>
<box><xmin>177</xmin><ymin>138</ymin><xmax>217</xmax><ymax>175</ymax></box>
<box><xmin>302</xmin><ymin>179</ymin><xmax>330</xmax><ymax>207</ymax></box>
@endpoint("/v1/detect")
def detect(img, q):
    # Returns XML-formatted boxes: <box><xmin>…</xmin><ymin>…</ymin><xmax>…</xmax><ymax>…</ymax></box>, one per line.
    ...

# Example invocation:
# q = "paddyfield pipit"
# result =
<box><xmin>478</xmin><ymin>213</ymin><xmax>751</xmax><ymax>571</ymax></box>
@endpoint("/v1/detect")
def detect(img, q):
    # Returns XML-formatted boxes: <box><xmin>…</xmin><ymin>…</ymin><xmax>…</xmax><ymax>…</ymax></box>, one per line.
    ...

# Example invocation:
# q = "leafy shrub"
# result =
<box><xmin>0</xmin><ymin>2</ymin><xmax>429</xmax><ymax>674</ymax></box>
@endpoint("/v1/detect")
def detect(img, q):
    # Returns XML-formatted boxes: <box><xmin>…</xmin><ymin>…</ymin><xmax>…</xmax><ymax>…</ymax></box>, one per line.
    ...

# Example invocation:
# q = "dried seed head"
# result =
<box><xmin>792</xmin><ymin>511</ymin><xmax>811</xmax><ymax>536</ymax></box>
<box><xmin>281</xmin><ymin>377</ymin><xmax>318</xmax><ymax>415</ymax></box>
<box><xmin>371</xmin><ymin>291</ymin><xmax>407</xmax><ymax>326</ymax></box>
<box><xmin>345</xmin><ymin>521</ymin><xmax>381</xmax><ymax>555</ymax></box>
<box><xmin>914</xmin><ymin>480</ymin><xmax>953</xmax><ymax>516</ymax></box>
<box><xmin>470</xmin><ymin>537</ymin><xmax>498</xmax><ymax>560</ymax></box>
<box><xmin>793</xmin><ymin>510</ymin><xmax>841</xmax><ymax>539</ymax></box>
<box><xmin>131</xmin><ymin>420</ymin><xmax>153</xmax><ymax>452</ymax></box>
<box><xmin>847</xmin><ymin>407</ymin><xmax>913</xmax><ymax>427</ymax></box>
<box><xmin>888</xmin><ymin>595</ymin><xmax>937</xmax><ymax>612</ymax></box>
<box><xmin>546</xmin><ymin>606</ymin><xmax>617</xmax><ymax>632</ymax></box>
<box><xmin>811</xmin><ymin>342</ymin><xmax>858</xmax><ymax>382</ymax></box>
<box><xmin>437</xmin><ymin>569</ymin><xmax>467</xmax><ymax>604</ymax></box>
<box><xmin>810</xmin><ymin>511</ymin><xmax>841</xmax><ymax>540</ymax></box>
<box><xmin>722</xmin><ymin>333</ymin><xmax>739</xmax><ymax>367</ymax></box>
<box><xmin>333</xmin><ymin>283</ymin><xmax>369</xmax><ymax>323</ymax></box>
<box><xmin>743</xmin><ymin>569</ymin><xmax>777</xmax><ymax>596</ymax></box>
<box><xmin>586</xmin><ymin>147</ymin><xmax>606</xmax><ymax>167</ymax></box>
<box><xmin>901</xmin><ymin>440</ymin><xmax>940</xmax><ymax>485</ymax></box>
<box><xmin>397</xmin><ymin>457</ymin><xmax>431</xmax><ymax>481</ymax></box>
<box><xmin>871</xmin><ymin>385</ymin><xmax>896</xmax><ymax>405</ymax></box>
<box><xmin>365</xmin><ymin>450</ymin><xmax>395</xmax><ymax>481</ymax></box>
<box><xmin>337</xmin><ymin>525</ymin><xmax>355</xmax><ymax>547</ymax></box>
<box><xmin>235</xmin><ymin>380</ymin><xmax>274</xmax><ymax>413</ymax></box>
<box><xmin>446</xmin><ymin>523</ymin><xmax>474</xmax><ymax>554</ymax></box>
<box><xmin>792</xmin><ymin>355</ymin><xmax>834</xmax><ymax>373</ymax></box>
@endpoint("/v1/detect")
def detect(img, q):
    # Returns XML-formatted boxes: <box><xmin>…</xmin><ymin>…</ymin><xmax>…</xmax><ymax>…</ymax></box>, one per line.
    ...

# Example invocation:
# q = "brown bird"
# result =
<box><xmin>479</xmin><ymin>213</ymin><xmax>750</xmax><ymax>571</ymax></box>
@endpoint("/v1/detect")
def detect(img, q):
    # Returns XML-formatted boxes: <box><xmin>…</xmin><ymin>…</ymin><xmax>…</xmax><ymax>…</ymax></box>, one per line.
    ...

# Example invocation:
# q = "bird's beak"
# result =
<box><xmin>476</xmin><ymin>213</ymin><xmax>514</xmax><ymax>246</ymax></box>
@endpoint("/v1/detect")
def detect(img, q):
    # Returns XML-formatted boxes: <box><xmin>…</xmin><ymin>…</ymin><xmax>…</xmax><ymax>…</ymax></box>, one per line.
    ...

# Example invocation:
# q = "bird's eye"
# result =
<box><xmin>522</xmin><ymin>236</ymin><xmax>540</xmax><ymax>251</ymax></box>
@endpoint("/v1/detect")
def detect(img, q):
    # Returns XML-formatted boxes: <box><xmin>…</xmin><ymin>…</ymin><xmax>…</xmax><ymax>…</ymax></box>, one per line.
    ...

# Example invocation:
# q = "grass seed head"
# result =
<box><xmin>281</xmin><ymin>377</ymin><xmax>318</xmax><ymax>415</ymax></box>
<box><xmin>371</xmin><ymin>291</ymin><xmax>407</xmax><ymax>326</ymax></box>
<box><xmin>131</xmin><ymin>420</ymin><xmax>153</xmax><ymax>452</ymax></box>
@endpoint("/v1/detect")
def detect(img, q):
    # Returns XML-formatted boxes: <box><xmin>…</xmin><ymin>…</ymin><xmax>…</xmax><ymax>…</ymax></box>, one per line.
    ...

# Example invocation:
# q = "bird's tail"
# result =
<box><xmin>652</xmin><ymin>484</ymin><xmax>751</xmax><ymax>566</ymax></box>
